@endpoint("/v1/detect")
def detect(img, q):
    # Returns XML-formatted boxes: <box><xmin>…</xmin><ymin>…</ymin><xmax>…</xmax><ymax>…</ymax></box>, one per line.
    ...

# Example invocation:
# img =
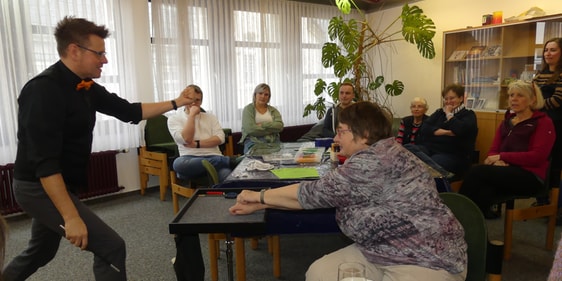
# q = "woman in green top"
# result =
<box><xmin>240</xmin><ymin>83</ymin><xmax>284</xmax><ymax>154</ymax></box>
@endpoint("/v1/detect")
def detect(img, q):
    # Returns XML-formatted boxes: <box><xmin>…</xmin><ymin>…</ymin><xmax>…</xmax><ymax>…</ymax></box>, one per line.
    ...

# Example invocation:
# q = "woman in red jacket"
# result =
<box><xmin>459</xmin><ymin>80</ymin><xmax>555</xmax><ymax>219</ymax></box>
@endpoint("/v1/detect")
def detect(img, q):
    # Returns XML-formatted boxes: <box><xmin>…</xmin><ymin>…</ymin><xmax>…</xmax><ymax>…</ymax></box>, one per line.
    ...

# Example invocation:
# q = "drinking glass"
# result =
<box><xmin>338</xmin><ymin>262</ymin><xmax>366</xmax><ymax>281</ymax></box>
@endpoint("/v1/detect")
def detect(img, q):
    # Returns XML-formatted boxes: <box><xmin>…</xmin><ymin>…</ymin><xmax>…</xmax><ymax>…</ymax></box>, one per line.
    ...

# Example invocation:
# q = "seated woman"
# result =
<box><xmin>404</xmin><ymin>84</ymin><xmax>477</xmax><ymax>178</ymax></box>
<box><xmin>459</xmin><ymin>81</ymin><xmax>555</xmax><ymax>219</ymax></box>
<box><xmin>396</xmin><ymin>97</ymin><xmax>429</xmax><ymax>145</ymax></box>
<box><xmin>230</xmin><ymin>101</ymin><xmax>467</xmax><ymax>281</ymax></box>
<box><xmin>168</xmin><ymin>85</ymin><xmax>232</xmax><ymax>182</ymax></box>
<box><xmin>239</xmin><ymin>83</ymin><xmax>284</xmax><ymax>154</ymax></box>
<box><xmin>322</xmin><ymin>82</ymin><xmax>355</xmax><ymax>137</ymax></box>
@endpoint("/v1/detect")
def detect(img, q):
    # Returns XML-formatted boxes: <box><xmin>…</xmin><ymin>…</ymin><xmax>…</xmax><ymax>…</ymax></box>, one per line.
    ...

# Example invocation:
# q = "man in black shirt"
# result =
<box><xmin>4</xmin><ymin>16</ymin><xmax>195</xmax><ymax>281</ymax></box>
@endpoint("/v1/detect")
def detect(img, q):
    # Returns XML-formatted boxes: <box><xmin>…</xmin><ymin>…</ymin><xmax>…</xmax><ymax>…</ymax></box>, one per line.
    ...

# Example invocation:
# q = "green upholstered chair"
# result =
<box><xmin>440</xmin><ymin>192</ymin><xmax>502</xmax><ymax>281</ymax></box>
<box><xmin>138</xmin><ymin>115</ymin><xmax>178</xmax><ymax>201</ymax></box>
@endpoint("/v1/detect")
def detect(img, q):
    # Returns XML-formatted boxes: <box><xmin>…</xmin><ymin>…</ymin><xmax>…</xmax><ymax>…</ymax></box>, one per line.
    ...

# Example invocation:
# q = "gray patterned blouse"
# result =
<box><xmin>297</xmin><ymin>137</ymin><xmax>467</xmax><ymax>274</ymax></box>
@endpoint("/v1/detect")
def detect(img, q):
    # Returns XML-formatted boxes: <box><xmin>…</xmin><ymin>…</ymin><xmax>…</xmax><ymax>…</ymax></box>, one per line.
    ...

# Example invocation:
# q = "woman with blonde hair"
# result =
<box><xmin>239</xmin><ymin>83</ymin><xmax>284</xmax><ymax>154</ymax></box>
<box><xmin>459</xmin><ymin>81</ymin><xmax>555</xmax><ymax>218</ymax></box>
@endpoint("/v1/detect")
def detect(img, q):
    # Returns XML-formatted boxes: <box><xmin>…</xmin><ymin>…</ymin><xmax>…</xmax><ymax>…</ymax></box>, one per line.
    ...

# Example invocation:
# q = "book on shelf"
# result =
<box><xmin>465</xmin><ymin>46</ymin><xmax>486</xmax><ymax>59</ymax></box>
<box><xmin>448</xmin><ymin>50</ymin><xmax>468</xmax><ymax>61</ymax></box>
<box><xmin>482</xmin><ymin>45</ymin><xmax>502</xmax><ymax>57</ymax></box>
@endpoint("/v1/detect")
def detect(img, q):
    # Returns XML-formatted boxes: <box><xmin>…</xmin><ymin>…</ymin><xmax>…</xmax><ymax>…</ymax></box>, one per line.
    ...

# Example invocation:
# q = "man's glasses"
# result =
<box><xmin>77</xmin><ymin>44</ymin><xmax>107</xmax><ymax>58</ymax></box>
<box><xmin>336</xmin><ymin>129</ymin><xmax>352</xmax><ymax>136</ymax></box>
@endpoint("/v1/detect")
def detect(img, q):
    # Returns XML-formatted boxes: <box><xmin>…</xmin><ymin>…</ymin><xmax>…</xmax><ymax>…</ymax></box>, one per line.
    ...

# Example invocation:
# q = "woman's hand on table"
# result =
<box><xmin>229</xmin><ymin>190</ymin><xmax>263</xmax><ymax>215</ymax></box>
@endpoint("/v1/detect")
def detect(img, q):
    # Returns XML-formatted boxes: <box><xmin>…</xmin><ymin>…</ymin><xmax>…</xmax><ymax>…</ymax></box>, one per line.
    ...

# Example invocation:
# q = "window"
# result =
<box><xmin>150</xmin><ymin>0</ymin><xmax>351</xmax><ymax>132</ymax></box>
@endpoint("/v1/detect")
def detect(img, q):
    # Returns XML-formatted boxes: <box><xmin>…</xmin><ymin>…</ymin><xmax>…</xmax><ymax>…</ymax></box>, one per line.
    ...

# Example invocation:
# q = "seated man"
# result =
<box><xmin>168</xmin><ymin>84</ymin><xmax>232</xmax><ymax>182</ymax></box>
<box><xmin>322</xmin><ymin>82</ymin><xmax>355</xmax><ymax>137</ymax></box>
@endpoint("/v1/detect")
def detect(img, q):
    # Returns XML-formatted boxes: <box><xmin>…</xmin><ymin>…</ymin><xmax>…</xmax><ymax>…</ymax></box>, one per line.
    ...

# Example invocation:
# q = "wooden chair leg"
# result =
<box><xmin>139</xmin><ymin>171</ymin><xmax>148</xmax><ymax>195</ymax></box>
<box><xmin>271</xmin><ymin>235</ymin><xmax>281</xmax><ymax>278</ymax></box>
<box><xmin>235</xmin><ymin>238</ymin><xmax>246</xmax><ymax>281</ymax></box>
<box><xmin>251</xmin><ymin>238</ymin><xmax>259</xmax><ymax>250</ymax></box>
<box><xmin>172</xmin><ymin>191</ymin><xmax>180</xmax><ymax>214</ymax></box>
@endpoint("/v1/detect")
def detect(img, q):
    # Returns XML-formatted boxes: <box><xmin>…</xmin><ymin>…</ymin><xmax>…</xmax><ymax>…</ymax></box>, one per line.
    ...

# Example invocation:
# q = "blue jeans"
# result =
<box><xmin>172</xmin><ymin>155</ymin><xmax>232</xmax><ymax>183</ymax></box>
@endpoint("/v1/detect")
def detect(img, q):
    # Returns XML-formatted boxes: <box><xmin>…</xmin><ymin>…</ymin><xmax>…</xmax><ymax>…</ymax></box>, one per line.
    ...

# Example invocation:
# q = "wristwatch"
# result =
<box><xmin>196</xmin><ymin>140</ymin><xmax>200</xmax><ymax>148</ymax></box>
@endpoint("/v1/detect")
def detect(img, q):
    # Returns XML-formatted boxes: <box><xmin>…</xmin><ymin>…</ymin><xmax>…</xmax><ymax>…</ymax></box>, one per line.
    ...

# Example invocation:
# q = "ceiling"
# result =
<box><xmin>290</xmin><ymin>0</ymin><xmax>419</xmax><ymax>12</ymax></box>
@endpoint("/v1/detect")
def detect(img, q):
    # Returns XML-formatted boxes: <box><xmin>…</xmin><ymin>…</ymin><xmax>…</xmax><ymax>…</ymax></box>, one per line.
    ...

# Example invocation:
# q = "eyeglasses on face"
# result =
<box><xmin>336</xmin><ymin>129</ymin><xmax>352</xmax><ymax>136</ymax></box>
<box><xmin>76</xmin><ymin>44</ymin><xmax>107</xmax><ymax>58</ymax></box>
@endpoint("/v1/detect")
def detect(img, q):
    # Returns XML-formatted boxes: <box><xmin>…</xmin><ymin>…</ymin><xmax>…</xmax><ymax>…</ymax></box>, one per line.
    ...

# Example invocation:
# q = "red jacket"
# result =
<box><xmin>489</xmin><ymin>110</ymin><xmax>555</xmax><ymax>180</ymax></box>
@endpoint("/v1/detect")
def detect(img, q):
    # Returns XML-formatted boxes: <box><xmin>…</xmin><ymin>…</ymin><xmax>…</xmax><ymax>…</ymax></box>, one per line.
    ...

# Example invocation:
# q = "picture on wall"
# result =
<box><xmin>476</xmin><ymin>98</ymin><xmax>486</xmax><ymax>109</ymax></box>
<box><xmin>466</xmin><ymin>97</ymin><xmax>475</xmax><ymax>109</ymax></box>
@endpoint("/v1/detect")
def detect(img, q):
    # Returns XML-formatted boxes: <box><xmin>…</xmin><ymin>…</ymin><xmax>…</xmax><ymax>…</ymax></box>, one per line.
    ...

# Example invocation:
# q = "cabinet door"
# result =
<box><xmin>475</xmin><ymin>111</ymin><xmax>502</xmax><ymax>163</ymax></box>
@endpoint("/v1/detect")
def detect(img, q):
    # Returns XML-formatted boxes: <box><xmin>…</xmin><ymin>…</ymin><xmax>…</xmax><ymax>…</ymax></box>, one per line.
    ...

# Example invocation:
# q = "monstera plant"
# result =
<box><xmin>304</xmin><ymin>0</ymin><xmax>436</xmax><ymax>119</ymax></box>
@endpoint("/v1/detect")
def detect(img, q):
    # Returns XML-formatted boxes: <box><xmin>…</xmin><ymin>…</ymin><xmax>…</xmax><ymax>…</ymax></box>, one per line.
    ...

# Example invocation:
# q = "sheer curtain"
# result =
<box><xmin>0</xmin><ymin>0</ymin><xmax>142</xmax><ymax>164</ymax></box>
<box><xmin>150</xmin><ymin>0</ymin><xmax>350</xmax><ymax>132</ymax></box>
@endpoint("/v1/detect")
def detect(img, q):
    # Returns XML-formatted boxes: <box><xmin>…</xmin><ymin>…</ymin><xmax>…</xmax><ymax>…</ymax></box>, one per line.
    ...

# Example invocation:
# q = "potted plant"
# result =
<box><xmin>303</xmin><ymin>0</ymin><xmax>436</xmax><ymax>119</ymax></box>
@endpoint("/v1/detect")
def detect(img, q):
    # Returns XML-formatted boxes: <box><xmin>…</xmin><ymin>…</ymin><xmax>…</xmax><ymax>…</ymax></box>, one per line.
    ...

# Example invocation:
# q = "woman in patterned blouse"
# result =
<box><xmin>230</xmin><ymin>101</ymin><xmax>467</xmax><ymax>281</ymax></box>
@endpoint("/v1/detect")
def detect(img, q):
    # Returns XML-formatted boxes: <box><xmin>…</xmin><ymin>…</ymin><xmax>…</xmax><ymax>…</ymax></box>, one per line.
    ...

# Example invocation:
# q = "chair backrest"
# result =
<box><xmin>145</xmin><ymin>115</ymin><xmax>173</xmax><ymax>145</ymax></box>
<box><xmin>144</xmin><ymin>115</ymin><xmax>179</xmax><ymax>157</ymax></box>
<box><xmin>439</xmin><ymin>192</ymin><xmax>487</xmax><ymax>281</ymax></box>
<box><xmin>201</xmin><ymin>159</ymin><xmax>220</xmax><ymax>185</ymax></box>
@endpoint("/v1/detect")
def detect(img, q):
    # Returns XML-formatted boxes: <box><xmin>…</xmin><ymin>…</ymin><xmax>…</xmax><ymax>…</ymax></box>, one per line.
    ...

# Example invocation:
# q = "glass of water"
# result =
<box><xmin>338</xmin><ymin>262</ymin><xmax>365</xmax><ymax>281</ymax></box>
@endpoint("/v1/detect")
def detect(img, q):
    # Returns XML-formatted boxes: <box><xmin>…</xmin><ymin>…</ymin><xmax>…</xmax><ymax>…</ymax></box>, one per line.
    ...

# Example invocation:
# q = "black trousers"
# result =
<box><xmin>174</xmin><ymin>234</ymin><xmax>205</xmax><ymax>281</ymax></box>
<box><xmin>4</xmin><ymin>180</ymin><xmax>126</xmax><ymax>281</ymax></box>
<box><xmin>459</xmin><ymin>165</ymin><xmax>543</xmax><ymax>212</ymax></box>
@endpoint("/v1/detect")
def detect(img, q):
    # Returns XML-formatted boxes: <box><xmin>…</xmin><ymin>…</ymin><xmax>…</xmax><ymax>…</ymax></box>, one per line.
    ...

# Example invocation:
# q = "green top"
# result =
<box><xmin>239</xmin><ymin>103</ymin><xmax>284</xmax><ymax>144</ymax></box>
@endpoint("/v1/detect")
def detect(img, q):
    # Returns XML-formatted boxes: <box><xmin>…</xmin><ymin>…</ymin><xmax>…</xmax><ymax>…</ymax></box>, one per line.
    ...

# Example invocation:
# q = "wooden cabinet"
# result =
<box><xmin>442</xmin><ymin>14</ymin><xmax>562</xmax><ymax>111</ymax></box>
<box><xmin>443</xmin><ymin>14</ymin><xmax>562</xmax><ymax>161</ymax></box>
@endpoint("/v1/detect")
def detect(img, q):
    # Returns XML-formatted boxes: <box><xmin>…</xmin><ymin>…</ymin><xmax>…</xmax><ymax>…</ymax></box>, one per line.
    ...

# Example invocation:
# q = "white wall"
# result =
<box><xmin>367</xmin><ymin>0</ymin><xmax>562</xmax><ymax>118</ymax></box>
<box><xmin>116</xmin><ymin>2</ymin><xmax>156</xmax><ymax>193</ymax></box>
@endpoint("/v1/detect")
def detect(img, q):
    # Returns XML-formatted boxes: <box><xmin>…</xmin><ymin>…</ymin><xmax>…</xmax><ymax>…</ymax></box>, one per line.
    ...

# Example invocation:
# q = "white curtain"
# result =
<box><xmin>150</xmin><ymin>0</ymin><xmax>348</xmax><ymax>132</ymax></box>
<box><xmin>0</xmin><ymin>0</ymin><xmax>352</xmax><ymax>164</ymax></box>
<box><xmin>0</xmin><ymin>0</ymin><xmax>142</xmax><ymax>164</ymax></box>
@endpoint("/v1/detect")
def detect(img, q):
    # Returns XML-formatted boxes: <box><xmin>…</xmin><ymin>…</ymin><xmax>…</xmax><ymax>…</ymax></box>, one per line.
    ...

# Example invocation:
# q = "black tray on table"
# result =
<box><xmin>169</xmin><ymin>188</ymin><xmax>266</xmax><ymax>235</ymax></box>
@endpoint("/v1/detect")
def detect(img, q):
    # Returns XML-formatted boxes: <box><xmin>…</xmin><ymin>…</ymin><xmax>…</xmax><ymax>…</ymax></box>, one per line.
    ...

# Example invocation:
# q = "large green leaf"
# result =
<box><xmin>339</xmin><ymin>20</ymin><xmax>359</xmax><ymax>53</ymax></box>
<box><xmin>333</xmin><ymin>55</ymin><xmax>353</xmax><ymax>77</ymax></box>
<box><xmin>328</xmin><ymin>17</ymin><xmax>344</xmax><ymax>41</ymax></box>
<box><xmin>314</xmin><ymin>79</ymin><xmax>327</xmax><ymax>96</ymax></box>
<box><xmin>401</xmin><ymin>5</ymin><xmax>436</xmax><ymax>59</ymax></box>
<box><xmin>385</xmin><ymin>80</ymin><xmax>405</xmax><ymax>96</ymax></box>
<box><xmin>327</xmin><ymin>82</ymin><xmax>340</xmax><ymax>102</ymax></box>
<box><xmin>321</xmin><ymin>43</ymin><xmax>340</xmax><ymax>67</ymax></box>
<box><xmin>335</xmin><ymin>0</ymin><xmax>351</xmax><ymax>14</ymax></box>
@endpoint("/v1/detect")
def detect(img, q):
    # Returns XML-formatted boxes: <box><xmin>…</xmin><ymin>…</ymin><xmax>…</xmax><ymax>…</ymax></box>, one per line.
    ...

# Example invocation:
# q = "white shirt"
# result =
<box><xmin>167</xmin><ymin>109</ymin><xmax>225</xmax><ymax>157</ymax></box>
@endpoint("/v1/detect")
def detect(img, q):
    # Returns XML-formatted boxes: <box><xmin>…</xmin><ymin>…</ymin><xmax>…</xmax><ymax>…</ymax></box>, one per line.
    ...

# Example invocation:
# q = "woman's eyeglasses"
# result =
<box><xmin>336</xmin><ymin>129</ymin><xmax>352</xmax><ymax>136</ymax></box>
